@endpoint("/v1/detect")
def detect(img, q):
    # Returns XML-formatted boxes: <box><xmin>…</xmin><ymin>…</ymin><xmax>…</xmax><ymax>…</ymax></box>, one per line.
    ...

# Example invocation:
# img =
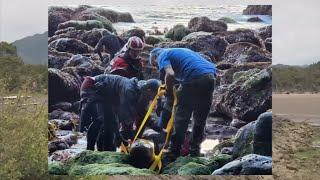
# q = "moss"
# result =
<box><xmin>210</xmin><ymin>154</ymin><xmax>233</xmax><ymax>168</ymax></box>
<box><xmin>241</xmin><ymin>68</ymin><xmax>271</xmax><ymax>91</ymax></box>
<box><xmin>165</xmin><ymin>24</ymin><xmax>190</xmax><ymax>41</ymax></box>
<box><xmin>218</xmin><ymin>17</ymin><xmax>237</xmax><ymax>24</ymax></box>
<box><xmin>145</xmin><ymin>36</ymin><xmax>162</xmax><ymax>45</ymax></box>
<box><xmin>48</xmin><ymin>163</ymin><xmax>68</xmax><ymax>175</ymax></box>
<box><xmin>162</xmin><ymin>156</ymin><xmax>210</xmax><ymax>174</ymax></box>
<box><xmin>177</xmin><ymin>162</ymin><xmax>211</xmax><ymax>175</ymax></box>
<box><xmin>232</xmin><ymin>68</ymin><xmax>260</xmax><ymax>84</ymax></box>
<box><xmin>67</xmin><ymin>150</ymin><xmax>130</xmax><ymax>166</ymax></box>
<box><xmin>212</xmin><ymin>138</ymin><xmax>235</xmax><ymax>155</ymax></box>
<box><xmin>68</xmin><ymin>163</ymin><xmax>155</xmax><ymax>176</ymax></box>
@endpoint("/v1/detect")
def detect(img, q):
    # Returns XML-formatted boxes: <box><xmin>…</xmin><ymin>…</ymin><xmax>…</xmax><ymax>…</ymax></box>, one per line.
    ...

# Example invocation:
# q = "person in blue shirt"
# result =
<box><xmin>149</xmin><ymin>47</ymin><xmax>217</xmax><ymax>161</ymax></box>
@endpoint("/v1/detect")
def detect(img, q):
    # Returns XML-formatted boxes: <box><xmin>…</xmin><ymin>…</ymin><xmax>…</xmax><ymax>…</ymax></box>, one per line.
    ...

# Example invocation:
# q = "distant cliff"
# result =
<box><xmin>12</xmin><ymin>32</ymin><xmax>48</xmax><ymax>64</ymax></box>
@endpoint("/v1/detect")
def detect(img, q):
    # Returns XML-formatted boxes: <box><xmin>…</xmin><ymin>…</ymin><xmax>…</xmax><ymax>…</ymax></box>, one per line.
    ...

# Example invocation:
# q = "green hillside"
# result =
<box><xmin>273</xmin><ymin>62</ymin><xmax>320</xmax><ymax>93</ymax></box>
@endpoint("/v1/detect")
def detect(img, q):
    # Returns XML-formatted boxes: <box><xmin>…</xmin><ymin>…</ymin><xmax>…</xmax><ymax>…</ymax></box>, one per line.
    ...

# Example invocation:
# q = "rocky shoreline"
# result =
<box><xmin>48</xmin><ymin>5</ymin><xmax>272</xmax><ymax>175</ymax></box>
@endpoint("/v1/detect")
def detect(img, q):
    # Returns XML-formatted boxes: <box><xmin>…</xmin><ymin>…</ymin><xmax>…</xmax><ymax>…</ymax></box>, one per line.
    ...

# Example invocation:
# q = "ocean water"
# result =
<box><xmin>96</xmin><ymin>5</ymin><xmax>272</xmax><ymax>35</ymax></box>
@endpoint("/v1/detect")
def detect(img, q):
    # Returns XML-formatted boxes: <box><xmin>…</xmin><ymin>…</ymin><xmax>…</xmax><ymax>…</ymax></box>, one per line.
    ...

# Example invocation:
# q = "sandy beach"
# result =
<box><xmin>273</xmin><ymin>93</ymin><xmax>320</xmax><ymax>126</ymax></box>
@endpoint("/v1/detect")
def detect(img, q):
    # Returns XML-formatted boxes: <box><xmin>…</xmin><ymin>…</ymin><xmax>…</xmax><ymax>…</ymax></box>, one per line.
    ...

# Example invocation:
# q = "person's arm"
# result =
<box><xmin>164</xmin><ymin>66</ymin><xmax>175</xmax><ymax>95</ymax></box>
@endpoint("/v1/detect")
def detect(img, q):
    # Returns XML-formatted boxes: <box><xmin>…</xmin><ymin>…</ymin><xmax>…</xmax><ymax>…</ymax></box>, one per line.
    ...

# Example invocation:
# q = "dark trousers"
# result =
<box><xmin>80</xmin><ymin>100</ymin><xmax>116</xmax><ymax>151</ymax></box>
<box><xmin>169</xmin><ymin>74</ymin><xmax>215</xmax><ymax>156</ymax></box>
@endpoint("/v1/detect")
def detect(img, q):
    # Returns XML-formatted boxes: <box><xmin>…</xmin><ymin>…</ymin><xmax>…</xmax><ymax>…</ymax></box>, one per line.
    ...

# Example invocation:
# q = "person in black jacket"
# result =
<box><xmin>79</xmin><ymin>74</ymin><xmax>160</xmax><ymax>151</ymax></box>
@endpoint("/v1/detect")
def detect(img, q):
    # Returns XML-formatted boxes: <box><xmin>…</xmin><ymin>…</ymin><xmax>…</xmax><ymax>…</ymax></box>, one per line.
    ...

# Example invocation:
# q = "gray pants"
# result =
<box><xmin>169</xmin><ymin>74</ymin><xmax>215</xmax><ymax>156</ymax></box>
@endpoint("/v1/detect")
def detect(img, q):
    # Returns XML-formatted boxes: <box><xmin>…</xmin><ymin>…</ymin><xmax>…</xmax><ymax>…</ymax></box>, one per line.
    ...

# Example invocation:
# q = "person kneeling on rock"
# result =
<box><xmin>79</xmin><ymin>74</ymin><xmax>160</xmax><ymax>151</ymax></box>
<box><xmin>149</xmin><ymin>47</ymin><xmax>218</xmax><ymax>162</ymax></box>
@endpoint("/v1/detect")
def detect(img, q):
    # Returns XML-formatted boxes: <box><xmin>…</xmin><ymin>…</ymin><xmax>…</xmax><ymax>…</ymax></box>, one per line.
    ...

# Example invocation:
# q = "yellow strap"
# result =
<box><xmin>120</xmin><ymin>142</ymin><xmax>129</xmax><ymax>154</ymax></box>
<box><xmin>133</xmin><ymin>85</ymin><xmax>166</xmax><ymax>143</ymax></box>
<box><xmin>149</xmin><ymin>86</ymin><xmax>177</xmax><ymax>173</ymax></box>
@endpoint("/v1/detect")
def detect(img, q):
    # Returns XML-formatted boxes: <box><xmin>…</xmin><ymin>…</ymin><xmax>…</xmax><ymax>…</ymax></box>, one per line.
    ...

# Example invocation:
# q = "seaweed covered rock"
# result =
<box><xmin>188</xmin><ymin>16</ymin><xmax>227</xmax><ymax>33</ymax></box>
<box><xmin>48</xmin><ymin>38</ymin><xmax>94</xmax><ymax>54</ymax></box>
<box><xmin>212</xmin><ymin>154</ymin><xmax>272</xmax><ymax>175</ymax></box>
<box><xmin>120</xmin><ymin>28</ymin><xmax>146</xmax><ymax>42</ymax></box>
<box><xmin>162</xmin><ymin>156</ymin><xmax>210</xmax><ymax>174</ymax></box>
<box><xmin>48</xmin><ymin>162</ymin><xmax>68</xmax><ymax>175</ymax></box>
<box><xmin>213</xmin><ymin>28</ymin><xmax>264</xmax><ymax>47</ymax></box>
<box><xmin>48</xmin><ymin>6</ymin><xmax>73</xmax><ymax>36</ymax></box>
<box><xmin>158</xmin><ymin>35</ymin><xmax>228</xmax><ymax>61</ymax></box>
<box><xmin>177</xmin><ymin>162</ymin><xmax>211</xmax><ymax>175</ymax></box>
<box><xmin>48</xmin><ymin>47</ymin><xmax>73</xmax><ymax>69</ymax></box>
<box><xmin>218</xmin><ymin>62</ymin><xmax>271</xmax><ymax>85</ymax></box>
<box><xmin>49</xmin><ymin>109</ymin><xmax>80</xmax><ymax>121</ymax></box>
<box><xmin>181</xmin><ymin>31</ymin><xmax>212</xmax><ymax>41</ymax></box>
<box><xmin>258</xmin><ymin>25</ymin><xmax>272</xmax><ymax>40</ymax></box>
<box><xmin>209</xmin><ymin>154</ymin><xmax>233</xmax><ymax>168</ymax></box>
<box><xmin>48</xmin><ymin>68</ymin><xmax>81</xmax><ymax>106</ymax></box>
<box><xmin>211</xmin><ymin>67</ymin><xmax>272</xmax><ymax>122</ymax></box>
<box><xmin>243</xmin><ymin>5</ymin><xmax>272</xmax><ymax>16</ymax></box>
<box><xmin>69</xmin><ymin>150</ymin><xmax>130</xmax><ymax>166</ymax></box>
<box><xmin>80</xmin><ymin>7</ymin><xmax>134</xmax><ymax>23</ymax></box>
<box><xmin>222</xmin><ymin>42</ymin><xmax>271</xmax><ymax>64</ymax></box>
<box><xmin>232</xmin><ymin>121</ymin><xmax>256</xmax><ymax>158</ymax></box>
<box><xmin>68</xmin><ymin>163</ymin><xmax>155</xmax><ymax>175</ymax></box>
<box><xmin>145</xmin><ymin>36</ymin><xmax>162</xmax><ymax>45</ymax></box>
<box><xmin>49</xmin><ymin>28</ymin><xmax>111</xmax><ymax>47</ymax></box>
<box><xmin>218</xmin><ymin>17</ymin><xmax>237</xmax><ymax>24</ymax></box>
<box><xmin>57</xmin><ymin>20</ymin><xmax>106</xmax><ymax>31</ymax></box>
<box><xmin>165</xmin><ymin>24</ymin><xmax>190</xmax><ymax>41</ymax></box>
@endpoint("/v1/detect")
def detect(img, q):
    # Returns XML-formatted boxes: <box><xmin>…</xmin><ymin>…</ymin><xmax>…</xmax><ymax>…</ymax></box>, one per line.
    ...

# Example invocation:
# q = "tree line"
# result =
<box><xmin>273</xmin><ymin>61</ymin><xmax>320</xmax><ymax>93</ymax></box>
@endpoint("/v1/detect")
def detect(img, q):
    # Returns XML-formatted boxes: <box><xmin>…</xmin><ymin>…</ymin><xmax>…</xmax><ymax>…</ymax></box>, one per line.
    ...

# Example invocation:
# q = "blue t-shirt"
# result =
<box><xmin>157</xmin><ymin>48</ymin><xmax>216</xmax><ymax>83</ymax></box>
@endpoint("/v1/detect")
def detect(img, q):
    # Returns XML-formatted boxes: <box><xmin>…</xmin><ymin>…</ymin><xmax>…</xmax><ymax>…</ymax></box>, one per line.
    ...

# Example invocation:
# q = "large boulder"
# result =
<box><xmin>258</xmin><ymin>25</ymin><xmax>272</xmax><ymax>40</ymax></box>
<box><xmin>48</xmin><ymin>47</ymin><xmax>73</xmax><ymax>69</ymax></box>
<box><xmin>49</xmin><ymin>109</ymin><xmax>80</xmax><ymax>121</ymax></box>
<box><xmin>49</xmin><ymin>150</ymin><xmax>155</xmax><ymax>175</ymax></box>
<box><xmin>157</xmin><ymin>35</ymin><xmax>228</xmax><ymax>61</ymax></box>
<box><xmin>120</xmin><ymin>28</ymin><xmax>146</xmax><ymax>42</ymax></box>
<box><xmin>218</xmin><ymin>62</ymin><xmax>271</xmax><ymax>85</ymax></box>
<box><xmin>49</xmin><ymin>28</ymin><xmax>111</xmax><ymax>48</ymax></box>
<box><xmin>48</xmin><ymin>38</ymin><xmax>94</xmax><ymax>54</ymax></box>
<box><xmin>213</xmin><ymin>28</ymin><xmax>264</xmax><ymax>47</ymax></box>
<box><xmin>222</xmin><ymin>42</ymin><xmax>271</xmax><ymax>64</ymax></box>
<box><xmin>165</xmin><ymin>24</ymin><xmax>190</xmax><ymax>41</ymax></box>
<box><xmin>211</xmin><ymin>67</ymin><xmax>272</xmax><ymax>122</ymax></box>
<box><xmin>48</xmin><ymin>6</ymin><xmax>74</xmax><ymax>36</ymax></box>
<box><xmin>48</xmin><ymin>68</ymin><xmax>81</xmax><ymax>106</ymax></box>
<box><xmin>63</xmin><ymin>55</ymin><xmax>105</xmax><ymax>76</ymax></box>
<box><xmin>57</xmin><ymin>20</ymin><xmax>106</xmax><ymax>31</ymax></box>
<box><xmin>253</xmin><ymin>112</ymin><xmax>272</xmax><ymax>156</ymax></box>
<box><xmin>243</xmin><ymin>5</ymin><xmax>272</xmax><ymax>16</ymax></box>
<box><xmin>73</xmin><ymin>12</ymin><xmax>116</xmax><ymax>33</ymax></box>
<box><xmin>181</xmin><ymin>31</ymin><xmax>212</xmax><ymax>41</ymax></box>
<box><xmin>188</xmin><ymin>16</ymin><xmax>227</xmax><ymax>33</ymax></box>
<box><xmin>80</xmin><ymin>7</ymin><xmax>134</xmax><ymax>23</ymax></box>
<box><xmin>232</xmin><ymin>121</ymin><xmax>256</xmax><ymax>158</ymax></box>
<box><xmin>212</xmin><ymin>154</ymin><xmax>272</xmax><ymax>175</ymax></box>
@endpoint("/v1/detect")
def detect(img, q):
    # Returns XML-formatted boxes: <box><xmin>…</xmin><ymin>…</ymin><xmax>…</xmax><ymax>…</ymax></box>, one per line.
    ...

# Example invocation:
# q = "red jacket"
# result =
<box><xmin>109</xmin><ymin>54</ymin><xmax>144</xmax><ymax>80</ymax></box>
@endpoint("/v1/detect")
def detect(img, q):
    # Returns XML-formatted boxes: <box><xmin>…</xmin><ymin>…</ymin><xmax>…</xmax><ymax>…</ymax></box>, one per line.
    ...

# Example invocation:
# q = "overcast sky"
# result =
<box><xmin>0</xmin><ymin>0</ymin><xmax>319</xmax><ymax>65</ymax></box>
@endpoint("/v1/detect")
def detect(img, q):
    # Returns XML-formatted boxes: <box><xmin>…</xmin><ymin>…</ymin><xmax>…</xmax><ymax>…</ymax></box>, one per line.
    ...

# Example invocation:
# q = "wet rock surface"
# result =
<box><xmin>212</xmin><ymin>154</ymin><xmax>272</xmax><ymax>175</ymax></box>
<box><xmin>243</xmin><ymin>5</ymin><xmax>272</xmax><ymax>16</ymax></box>
<box><xmin>188</xmin><ymin>16</ymin><xmax>228</xmax><ymax>33</ymax></box>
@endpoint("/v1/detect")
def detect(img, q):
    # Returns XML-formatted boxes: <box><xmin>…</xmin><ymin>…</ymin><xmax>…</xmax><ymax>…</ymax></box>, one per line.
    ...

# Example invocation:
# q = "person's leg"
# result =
<box><xmin>102</xmin><ymin>104</ymin><xmax>117</xmax><ymax>151</ymax></box>
<box><xmin>189</xmin><ymin>78</ymin><xmax>215</xmax><ymax>156</ymax></box>
<box><xmin>86</xmin><ymin>102</ymin><xmax>104</xmax><ymax>150</ymax></box>
<box><xmin>79</xmin><ymin>100</ymin><xmax>92</xmax><ymax>132</ymax></box>
<box><xmin>167</xmin><ymin>85</ymin><xmax>193</xmax><ymax>158</ymax></box>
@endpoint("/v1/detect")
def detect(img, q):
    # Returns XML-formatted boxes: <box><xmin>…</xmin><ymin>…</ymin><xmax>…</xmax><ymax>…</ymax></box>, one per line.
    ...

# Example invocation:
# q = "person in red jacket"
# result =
<box><xmin>105</xmin><ymin>36</ymin><xmax>145</xmax><ymax>80</ymax></box>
